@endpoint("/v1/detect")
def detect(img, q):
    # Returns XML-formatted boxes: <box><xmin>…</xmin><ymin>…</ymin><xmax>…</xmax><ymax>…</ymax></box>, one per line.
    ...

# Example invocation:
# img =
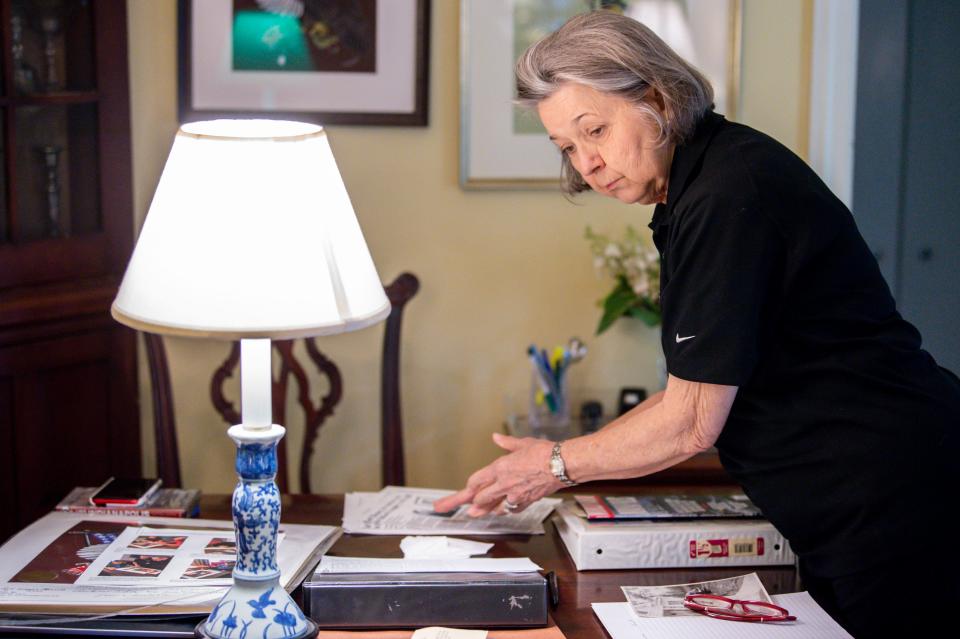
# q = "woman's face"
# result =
<box><xmin>538</xmin><ymin>83</ymin><xmax>675</xmax><ymax>205</ymax></box>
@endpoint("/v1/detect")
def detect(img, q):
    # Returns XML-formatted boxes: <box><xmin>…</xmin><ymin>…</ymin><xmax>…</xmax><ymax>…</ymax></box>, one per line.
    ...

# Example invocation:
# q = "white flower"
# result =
<box><xmin>604</xmin><ymin>243</ymin><xmax>622</xmax><ymax>258</ymax></box>
<box><xmin>632</xmin><ymin>279</ymin><xmax>650</xmax><ymax>296</ymax></box>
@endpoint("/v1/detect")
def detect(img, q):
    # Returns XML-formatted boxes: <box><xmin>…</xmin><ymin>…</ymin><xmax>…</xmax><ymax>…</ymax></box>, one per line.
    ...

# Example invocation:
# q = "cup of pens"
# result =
<box><xmin>526</xmin><ymin>338</ymin><xmax>587</xmax><ymax>438</ymax></box>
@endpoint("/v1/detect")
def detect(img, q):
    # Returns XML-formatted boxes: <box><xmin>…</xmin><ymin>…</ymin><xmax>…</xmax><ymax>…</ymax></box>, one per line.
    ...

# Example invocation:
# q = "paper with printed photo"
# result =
<box><xmin>343</xmin><ymin>486</ymin><xmax>560</xmax><ymax>535</ymax></box>
<box><xmin>75</xmin><ymin>526</ymin><xmax>285</xmax><ymax>587</ymax></box>
<box><xmin>621</xmin><ymin>572</ymin><xmax>771</xmax><ymax>618</ymax></box>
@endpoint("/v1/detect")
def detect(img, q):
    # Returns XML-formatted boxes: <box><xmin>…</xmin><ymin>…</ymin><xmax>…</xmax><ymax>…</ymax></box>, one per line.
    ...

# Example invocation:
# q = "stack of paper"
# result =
<box><xmin>343</xmin><ymin>486</ymin><xmax>561</xmax><ymax>535</ymax></box>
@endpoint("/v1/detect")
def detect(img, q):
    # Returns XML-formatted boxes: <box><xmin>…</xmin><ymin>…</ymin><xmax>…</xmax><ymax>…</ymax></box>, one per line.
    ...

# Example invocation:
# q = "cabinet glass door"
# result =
<box><xmin>3</xmin><ymin>0</ymin><xmax>99</xmax><ymax>246</ymax></box>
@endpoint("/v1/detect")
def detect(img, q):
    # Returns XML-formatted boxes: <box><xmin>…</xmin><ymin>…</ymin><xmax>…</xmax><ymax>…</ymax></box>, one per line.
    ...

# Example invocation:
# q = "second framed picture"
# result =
<box><xmin>460</xmin><ymin>0</ymin><xmax>741</xmax><ymax>189</ymax></box>
<box><xmin>179</xmin><ymin>0</ymin><xmax>430</xmax><ymax>126</ymax></box>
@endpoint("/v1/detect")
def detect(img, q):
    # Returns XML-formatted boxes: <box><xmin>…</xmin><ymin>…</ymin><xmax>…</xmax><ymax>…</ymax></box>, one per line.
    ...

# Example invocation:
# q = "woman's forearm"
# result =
<box><xmin>562</xmin><ymin>377</ymin><xmax>737</xmax><ymax>483</ymax></box>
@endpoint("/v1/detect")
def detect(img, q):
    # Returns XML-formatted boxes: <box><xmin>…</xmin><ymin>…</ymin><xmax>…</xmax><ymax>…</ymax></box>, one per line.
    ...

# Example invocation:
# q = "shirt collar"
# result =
<box><xmin>649</xmin><ymin>110</ymin><xmax>725</xmax><ymax>231</ymax></box>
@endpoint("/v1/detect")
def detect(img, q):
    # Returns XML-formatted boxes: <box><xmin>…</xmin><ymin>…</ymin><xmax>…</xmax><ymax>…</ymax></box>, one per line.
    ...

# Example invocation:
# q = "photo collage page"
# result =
<box><xmin>74</xmin><ymin>525</ymin><xmax>285</xmax><ymax>587</ymax></box>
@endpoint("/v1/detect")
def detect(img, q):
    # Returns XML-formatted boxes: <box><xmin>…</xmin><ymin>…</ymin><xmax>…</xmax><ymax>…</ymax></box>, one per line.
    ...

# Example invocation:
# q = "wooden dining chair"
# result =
<box><xmin>144</xmin><ymin>272</ymin><xmax>420</xmax><ymax>493</ymax></box>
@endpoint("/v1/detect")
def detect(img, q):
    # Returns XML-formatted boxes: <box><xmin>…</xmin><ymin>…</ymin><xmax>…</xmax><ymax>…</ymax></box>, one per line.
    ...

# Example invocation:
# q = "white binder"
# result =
<box><xmin>553</xmin><ymin>502</ymin><xmax>795</xmax><ymax>570</ymax></box>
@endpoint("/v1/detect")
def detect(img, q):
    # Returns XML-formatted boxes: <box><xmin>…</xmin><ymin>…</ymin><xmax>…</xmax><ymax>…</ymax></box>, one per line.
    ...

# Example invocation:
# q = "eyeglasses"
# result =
<box><xmin>683</xmin><ymin>594</ymin><xmax>797</xmax><ymax>623</ymax></box>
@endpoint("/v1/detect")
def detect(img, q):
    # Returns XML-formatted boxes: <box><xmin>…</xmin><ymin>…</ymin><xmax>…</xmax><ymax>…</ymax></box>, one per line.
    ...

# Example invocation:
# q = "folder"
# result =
<box><xmin>553</xmin><ymin>502</ymin><xmax>795</xmax><ymax>570</ymax></box>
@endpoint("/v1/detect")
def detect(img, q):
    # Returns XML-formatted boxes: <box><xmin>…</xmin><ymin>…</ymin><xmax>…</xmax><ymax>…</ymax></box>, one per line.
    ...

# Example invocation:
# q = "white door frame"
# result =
<box><xmin>808</xmin><ymin>0</ymin><xmax>860</xmax><ymax>209</ymax></box>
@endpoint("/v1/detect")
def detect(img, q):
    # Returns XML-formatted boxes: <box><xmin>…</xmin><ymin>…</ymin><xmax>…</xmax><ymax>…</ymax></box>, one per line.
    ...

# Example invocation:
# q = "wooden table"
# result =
<box><xmin>201</xmin><ymin>492</ymin><xmax>798</xmax><ymax>638</ymax></box>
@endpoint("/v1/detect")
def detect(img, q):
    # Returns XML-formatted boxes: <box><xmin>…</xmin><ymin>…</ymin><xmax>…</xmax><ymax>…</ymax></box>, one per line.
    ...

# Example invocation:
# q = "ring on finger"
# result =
<box><xmin>503</xmin><ymin>499</ymin><xmax>520</xmax><ymax>512</ymax></box>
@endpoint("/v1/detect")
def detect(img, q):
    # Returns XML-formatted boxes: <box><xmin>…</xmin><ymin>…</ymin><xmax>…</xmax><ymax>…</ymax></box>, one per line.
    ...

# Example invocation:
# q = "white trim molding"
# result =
<box><xmin>808</xmin><ymin>0</ymin><xmax>860</xmax><ymax>209</ymax></box>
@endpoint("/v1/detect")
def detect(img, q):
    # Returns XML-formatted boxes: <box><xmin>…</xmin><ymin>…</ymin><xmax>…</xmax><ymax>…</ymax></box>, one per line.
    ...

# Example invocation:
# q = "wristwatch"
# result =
<box><xmin>550</xmin><ymin>441</ymin><xmax>577</xmax><ymax>486</ymax></box>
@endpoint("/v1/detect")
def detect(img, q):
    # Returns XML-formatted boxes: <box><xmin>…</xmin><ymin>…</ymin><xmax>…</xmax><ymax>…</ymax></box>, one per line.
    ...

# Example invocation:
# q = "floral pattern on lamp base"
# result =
<box><xmin>198</xmin><ymin>424</ymin><xmax>317</xmax><ymax>639</ymax></box>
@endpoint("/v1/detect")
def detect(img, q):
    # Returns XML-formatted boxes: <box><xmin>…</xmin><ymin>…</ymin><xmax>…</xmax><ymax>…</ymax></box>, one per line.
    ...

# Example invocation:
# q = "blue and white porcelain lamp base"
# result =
<box><xmin>198</xmin><ymin>339</ymin><xmax>317</xmax><ymax>639</ymax></box>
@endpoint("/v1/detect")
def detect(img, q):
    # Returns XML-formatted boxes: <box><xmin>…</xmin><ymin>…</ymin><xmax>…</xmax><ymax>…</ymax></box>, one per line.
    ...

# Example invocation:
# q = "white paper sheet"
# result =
<box><xmin>400</xmin><ymin>536</ymin><xmax>493</xmax><ymax>559</ymax></box>
<box><xmin>342</xmin><ymin>486</ymin><xmax>560</xmax><ymax>535</ymax></box>
<box><xmin>411</xmin><ymin>628</ymin><xmax>488</xmax><ymax>639</ymax></box>
<box><xmin>592</xmin><ymin>592</ymin><xmax>853</xmax><ymax>638</ymax></box>
<box><xmin>315</xmin><ymin>556</ymin><xmax>541</xmax><ymax>574</ymax></box>
<box><xmin>622</xmin><ymin>572</ymin><xmax>771</xmax><ymax>618</ymax></box>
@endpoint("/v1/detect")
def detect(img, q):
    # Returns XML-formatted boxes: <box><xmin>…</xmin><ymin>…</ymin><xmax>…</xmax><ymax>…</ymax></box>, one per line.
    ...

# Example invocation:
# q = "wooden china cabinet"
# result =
<box><xmin>0</xmin><ymin>1</ymin><xmax>139</xmax><ymax>542</ymax></box>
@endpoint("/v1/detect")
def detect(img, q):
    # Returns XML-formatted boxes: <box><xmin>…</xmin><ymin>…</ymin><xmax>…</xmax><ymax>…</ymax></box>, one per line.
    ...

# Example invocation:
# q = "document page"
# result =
<box><xmin>343</xmin><ymin>486</ymin><xmax>560</xmax><ymax>535</ymax></box>
<box><xmin>621</xmin><ymin>572</ymin><xmax>771</xmax><ymax>618</ymax></box>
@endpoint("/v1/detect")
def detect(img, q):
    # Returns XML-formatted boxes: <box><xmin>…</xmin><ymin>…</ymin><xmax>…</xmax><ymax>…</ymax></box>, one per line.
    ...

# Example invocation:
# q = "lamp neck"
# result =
<box><xmin>241</xmin><ymin>338</ymin><xmax>272</xmax><ymax>429</ymax></box>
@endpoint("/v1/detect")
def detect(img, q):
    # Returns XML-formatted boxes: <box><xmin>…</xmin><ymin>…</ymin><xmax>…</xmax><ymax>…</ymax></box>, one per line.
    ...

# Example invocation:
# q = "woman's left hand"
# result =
<box><xmin>432</xmin><ymin>432</ymin><xmax>563</xmax><ymax>516</ymax></box>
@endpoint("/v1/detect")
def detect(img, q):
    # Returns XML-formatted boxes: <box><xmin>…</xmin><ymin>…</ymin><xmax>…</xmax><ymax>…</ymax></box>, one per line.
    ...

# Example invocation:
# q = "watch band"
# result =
<box><xmin>550</xmin><ymin>441</ymin><xmax>577</xmax><ymax>486</ymax></box>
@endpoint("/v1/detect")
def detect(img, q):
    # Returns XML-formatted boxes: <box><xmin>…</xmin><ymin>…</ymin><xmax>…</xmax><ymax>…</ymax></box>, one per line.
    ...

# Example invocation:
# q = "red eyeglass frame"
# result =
<box><xmin>683</xmin><ymin>594</ymin><xmax>797</xmax><ymax>623</ymax></box>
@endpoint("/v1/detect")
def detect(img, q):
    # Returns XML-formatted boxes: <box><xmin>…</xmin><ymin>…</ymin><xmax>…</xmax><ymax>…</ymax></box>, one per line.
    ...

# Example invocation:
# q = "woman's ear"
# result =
<box><xmin>646</xmin><ymin>87</ymin><xmax>667</xmax><ymax>115</ymax></box>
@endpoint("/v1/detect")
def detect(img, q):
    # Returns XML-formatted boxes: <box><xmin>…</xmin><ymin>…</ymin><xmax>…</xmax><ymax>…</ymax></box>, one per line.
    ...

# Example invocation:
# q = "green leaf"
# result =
<box><xmin>626</xmin><ymin>304</ymin><xmax>661</xmax><ymax>327</ymax></box>
<box><xmin>596</xmin><ymin>280</ymin><xmax>638</xmax><ymax>335</ymax></box>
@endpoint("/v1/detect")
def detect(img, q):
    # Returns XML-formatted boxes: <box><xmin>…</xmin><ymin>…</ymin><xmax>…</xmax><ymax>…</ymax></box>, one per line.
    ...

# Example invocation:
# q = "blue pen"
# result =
<box><xmin>528</xmin><ymin>345</ymin><xmax>559</xmax><ymax>412</ymax></box>
<box><xmin>541</xmin><ymin>348</ymin><xmax>564</xmax><ymax>408</ymax></box>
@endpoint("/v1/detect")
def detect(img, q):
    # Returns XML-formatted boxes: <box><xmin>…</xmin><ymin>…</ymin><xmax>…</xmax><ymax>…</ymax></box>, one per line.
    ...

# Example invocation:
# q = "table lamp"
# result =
<box><xmin>112</xmin><ymin>119</ymin><xmax>390</xmax><ymax>639</ymax></box>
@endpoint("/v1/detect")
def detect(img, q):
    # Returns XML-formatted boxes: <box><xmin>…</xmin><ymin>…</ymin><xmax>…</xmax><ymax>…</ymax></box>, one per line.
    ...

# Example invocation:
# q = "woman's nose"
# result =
<box><xmin>577</xmin><ymin>147</ymin><xmax>604</xmax><ymax>175</ymax></box>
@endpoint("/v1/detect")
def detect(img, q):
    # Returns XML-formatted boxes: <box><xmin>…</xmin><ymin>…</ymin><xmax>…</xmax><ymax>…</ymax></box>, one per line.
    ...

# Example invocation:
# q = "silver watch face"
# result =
<box><xmin>550</xmin><ymin>455</ymin><xmax>563</xmax><ymax>476</ymax></box>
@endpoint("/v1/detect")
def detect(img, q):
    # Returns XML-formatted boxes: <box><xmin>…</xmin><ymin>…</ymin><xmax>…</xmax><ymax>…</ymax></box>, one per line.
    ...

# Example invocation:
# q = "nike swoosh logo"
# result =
<box><xmin>676</xmin><ymin>333</ymin><xmax>695</xmax><ymax>343</ymax></box>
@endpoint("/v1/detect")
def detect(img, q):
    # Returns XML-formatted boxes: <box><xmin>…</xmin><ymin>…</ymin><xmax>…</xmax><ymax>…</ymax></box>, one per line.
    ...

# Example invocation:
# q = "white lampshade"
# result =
<box><xmin>112</xmin><ymin>119</ymin><xmax>390</xmax><ymax>340</ymax></box>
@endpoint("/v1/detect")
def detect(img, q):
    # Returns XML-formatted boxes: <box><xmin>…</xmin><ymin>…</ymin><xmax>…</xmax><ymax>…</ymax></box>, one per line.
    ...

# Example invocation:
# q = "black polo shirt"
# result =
<box><xmin>651</xmin><ymin>111</ymin><xmax>960</xmax><ymax>577</ymax></box>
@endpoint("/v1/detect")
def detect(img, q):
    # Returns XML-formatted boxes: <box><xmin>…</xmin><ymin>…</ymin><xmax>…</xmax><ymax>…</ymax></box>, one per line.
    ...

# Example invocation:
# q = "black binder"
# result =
<box><xmin>304</xmin><ymin>571</ymin><xmax>550</xmax><ymax>629</ymax></box>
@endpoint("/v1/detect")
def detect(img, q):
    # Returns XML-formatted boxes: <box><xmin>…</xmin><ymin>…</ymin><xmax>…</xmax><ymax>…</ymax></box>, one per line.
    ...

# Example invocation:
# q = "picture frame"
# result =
<box><xmin>460</xmin><ymin>0</ymin><xmax>742</xmax><ymax>189</ymax></box>
<box><xmin>178</xmin><ymin>0</ymin><xmax>431</xmax><ymax>126</ymax></box>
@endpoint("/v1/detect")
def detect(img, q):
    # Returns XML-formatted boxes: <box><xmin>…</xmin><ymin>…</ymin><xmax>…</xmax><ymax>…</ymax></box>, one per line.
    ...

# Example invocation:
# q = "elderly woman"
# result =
<box><xmin>435</xmin><ymin>11</ymin><xmax>959</xmax><ymax>638</ymax></box>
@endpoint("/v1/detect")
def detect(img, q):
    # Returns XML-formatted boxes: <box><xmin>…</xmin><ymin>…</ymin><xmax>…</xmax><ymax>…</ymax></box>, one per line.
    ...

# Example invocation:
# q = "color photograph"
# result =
<box><xmin>181</xmin><ymin>558</ymin><xmax>235</xmax><ymax>580</ymax></box>
<box><xmin>231</xmin><ymin>0</ymin><xmax>376</xmax><ymax>72</ymax></box>
<box><xmin>99</xmin><ymin>554</ymin><xmax>173</xmax><ymax>578</ymax></box>
<box><xmin>204</xmin><ymin>537</ymin><xmax>237</xmax><ymax>555</ymax></box>
<box><xmin>128</xmin><ymin>534</ymin><xmax>187</xmax><ymax>550</ymax></box>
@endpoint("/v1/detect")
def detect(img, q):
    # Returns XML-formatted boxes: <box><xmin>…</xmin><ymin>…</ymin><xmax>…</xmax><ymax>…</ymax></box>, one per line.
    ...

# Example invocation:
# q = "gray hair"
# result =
<box><xmin>515</xmin><ymin>11</ymin><xmax>714</xmax><ymax>194</ymax></box>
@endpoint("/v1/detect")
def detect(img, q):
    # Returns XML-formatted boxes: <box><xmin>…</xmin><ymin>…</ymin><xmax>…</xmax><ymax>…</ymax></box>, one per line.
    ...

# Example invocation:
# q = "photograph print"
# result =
<box><xmin>128</xmin><ymin>535</ymin><xmax>188</xmax><ymax>550</ymax></box>
<box><xmin>204</xmin><ymin>537</ymin><xmax>237</xmax><ymax>555</ymax></box>
<box><xmin>99</xmin><ymin>554</ymin><xmax>173</xmax><ymax>578</ymax></box>
<box><xmin>182</xmin><ymin>558</ymin><xmax>236</xmax><ymax>580</ymax></box>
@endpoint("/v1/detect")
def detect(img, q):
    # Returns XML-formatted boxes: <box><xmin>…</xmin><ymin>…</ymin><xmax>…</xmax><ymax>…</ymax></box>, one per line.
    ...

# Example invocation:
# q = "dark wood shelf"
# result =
<box><xmin>0</xmin><ymin>90</ymin><xmax>99</xmax><ymax>106</ymax></box>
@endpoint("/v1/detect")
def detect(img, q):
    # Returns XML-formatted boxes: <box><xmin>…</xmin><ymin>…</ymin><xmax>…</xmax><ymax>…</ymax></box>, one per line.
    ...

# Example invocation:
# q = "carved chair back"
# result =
<box><xmin>145</xmin><ymin>272</ymin><xmax>419</xmax><ymax>493</ymax></box>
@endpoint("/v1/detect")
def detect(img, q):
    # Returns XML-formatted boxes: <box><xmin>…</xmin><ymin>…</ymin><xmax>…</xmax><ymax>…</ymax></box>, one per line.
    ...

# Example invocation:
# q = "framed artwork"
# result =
<box><xmin>178</xmin><ymin>0</ymin><xmax>431</xmax><ymax>126</ymax></box>
<box><xmin>460</xmin><ymin>0</ymin><xmax>742</xmax><ymax>189</ymax></box>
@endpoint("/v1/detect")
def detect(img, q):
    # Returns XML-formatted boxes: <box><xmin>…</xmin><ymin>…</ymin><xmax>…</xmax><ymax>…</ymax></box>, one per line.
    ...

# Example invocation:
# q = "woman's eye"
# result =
<box><xmin>590</xmin><ymin>126</ymin><xmax>604</xmax><ymax>137</ymax></box>
<box><xmin>561</xmin><ymin>146</ymin><xmax>574</xmax><ymax>155</ymax></box>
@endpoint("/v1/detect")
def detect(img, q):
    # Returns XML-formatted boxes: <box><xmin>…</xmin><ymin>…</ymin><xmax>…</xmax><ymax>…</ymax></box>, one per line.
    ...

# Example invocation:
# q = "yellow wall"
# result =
<box><xmin>126</xmin><ymin>0</ymin><xmax>809</xmax><ymax>493</ymax></box>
